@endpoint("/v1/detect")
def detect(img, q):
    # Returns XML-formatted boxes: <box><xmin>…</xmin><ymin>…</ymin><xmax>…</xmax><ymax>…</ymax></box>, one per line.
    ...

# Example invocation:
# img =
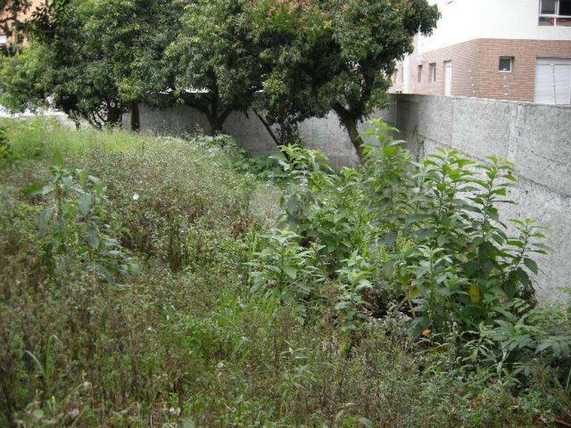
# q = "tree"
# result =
<box><xmin>249</xmin><ymin>0</ymin><xmax>336</xmax><ymax>145</ymax></box>
<box><xmin>250</xmin><ymin>0</ymin><xmax>439</xmax><ymax>158</ymax></box>
<box><xmin>0</xmin><ymin>42</ymin><xmax>48</xmax><ymax>109</ymax></box>
<box><xmin>2</xmin><ymin>0</ymin><xmax>438</xmax><ymax>152</ymax></box>
<box><xmin>80</xmin><ymin>0</ymin><xmax>184</xmax><ymax>130</ymax></box>
<box><xmin>328</xmin><ymin>0</ymin><xmax>439</xmax><ymax>158</ymax></box>
<box><xmin>169</xmin><ymin>0</ymin><xmax>331</xmax><ymax>144</ymax></box>
<box><xmin>1</xmin><ymin>0</ymin><xmax>183</xmax><ymax>129</ymax></box>
<box><xmin>167</xmin><ymin>0</ymin><xmax>264</xmax><ymax>135</ymax></box>
<box><xmin>1</xmin><ymin>0</ymin><xmax>127</xmax><ymax>126</ymax></box>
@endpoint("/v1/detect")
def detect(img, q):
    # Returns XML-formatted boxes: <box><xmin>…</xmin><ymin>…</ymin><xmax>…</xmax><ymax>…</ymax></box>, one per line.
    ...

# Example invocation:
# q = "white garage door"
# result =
<box><xmin>535</xmin><ymin>58</ymin><xmax>571</xmax><ymax>105</ymax></box>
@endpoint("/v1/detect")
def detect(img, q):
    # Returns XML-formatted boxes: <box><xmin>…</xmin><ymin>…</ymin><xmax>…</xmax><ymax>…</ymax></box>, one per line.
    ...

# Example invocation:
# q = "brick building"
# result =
<box><xmin>393</xmin><ymin>0</ymin><xmax>571</xmax><ymax>105</ymax></box>
<box><xmin>0</xmin><ymin>0</ymin><xmax>43</xmax><ymax>52</ymax></box>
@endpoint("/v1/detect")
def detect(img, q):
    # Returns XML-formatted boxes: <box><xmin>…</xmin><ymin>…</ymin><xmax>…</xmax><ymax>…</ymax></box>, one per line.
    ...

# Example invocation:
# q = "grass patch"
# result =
<box><xmin>0</xmin><ymin>119</ymin><xmax>568</xmax><ymax>427</ymax></box>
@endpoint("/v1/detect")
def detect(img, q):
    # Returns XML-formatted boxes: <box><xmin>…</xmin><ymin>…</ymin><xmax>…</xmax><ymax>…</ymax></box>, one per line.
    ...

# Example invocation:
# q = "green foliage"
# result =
<box><xmin>24</xmin><ymin>166</ymin><xmax>139</xmax><ymax>284</ymax></box>
<box><xmin>247</xmin><ymin>228</ymin><xmax>325</xmax><ymax>301</ymax></box>
<box><xmin>2</xmin><ymin>0</ymin><xmax>438</xmax><ymax>150</ymax></box>
<box><xmin>396</xmin><ymin>153</ymin><xmax>545</xmax><ymax>333</ymax></box>
<box><xmin>249</xmin><ymin>118</ymin><xmax>553</xmax><ymax>348</ymax></box>
<box><xmin>0</xmin><ymin>119</ymin><xmax>265</xmax><ymax>426</ymax></box>
<box><xmin>464</xmin><ymin>300</ymin><xmax>571</xmax><ymax>385</ymax></box>
<box><xmin>1</xmin><ymin>119</ymin><xmax>569</xmax><ymax>427</ymax></box>
<box><xmin>249</xmin><ymin>0</ymin><xmax>440</xmax><ymax>155</ymax></box>
<box><xmin>0</xmin><ymin>44</ymin><xmax>49</xmax><ymax>111</ymax></box>
<box><xmin>0</xmin><ymin>0</ymin><xmax>182</xmax><ymax>127</ymax></box>
<box><xmin>168</xmin><ymin>0</ymin><xmax>263</xmax><ymax>133</ymax></box>
<box><xmin>247</xmin><ymin>102</ymin><xmax>553</xmax><ymax>348</ymax></box>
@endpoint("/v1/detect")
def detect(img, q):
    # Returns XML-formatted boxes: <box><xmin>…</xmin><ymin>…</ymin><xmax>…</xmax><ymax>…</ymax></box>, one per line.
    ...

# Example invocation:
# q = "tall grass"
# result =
<box><xmin>0</xmin><ymin>119</ymin><xmax>568</xmax><ymax>427</ymax></box>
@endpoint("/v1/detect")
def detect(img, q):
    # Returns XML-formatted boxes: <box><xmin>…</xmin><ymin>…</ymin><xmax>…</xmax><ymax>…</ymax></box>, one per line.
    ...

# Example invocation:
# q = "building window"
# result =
<box><xmin>429</xmin><ymin>63</ymin><xmax>437</xmax><ymax>82</ymax></box>
<box><xmin>444</xmin><ymin>61</ymin><xmax>453</xmax><ymax>96</ymax></box>
<box><xmin>418</xmin><ymin>65</ymin><xmax>423</xmax><ymax>83</ymax></box>
<box><xmin>499</xmin><ymin>56</ymin><xmax>513</xmax><ymax>72</ymax></box>
<box><xmin>541</xmin><ymin>0</ymin><xmax>557</xmax><ymax>14</ymax></box>
<box><xmin>539</xmin><ymin>0</ymin><xmax>571</xmax><ymax>26</ymax></box>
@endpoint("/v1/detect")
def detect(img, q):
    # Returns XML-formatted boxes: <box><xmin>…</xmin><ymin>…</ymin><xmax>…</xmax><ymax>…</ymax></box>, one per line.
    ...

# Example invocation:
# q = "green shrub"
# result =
<box><xmin>246</xmin><ymin>118</ymin><xmax>565</xmax><ymax>385</ymax></box>
<box><xmin>23</xmin><ymin>166</ymin><xmax>139</xmax><ymax>284</ymax></box>
<box><xmin>1</xmin><ymin>119</ymin><xmax>568</xmax><ymax>427</ymax></box>
<box><xmin>251</xmin><ymin>119</ymin><xmax>547</xmax><ymax>339</ymax></box>
<box><xmin>395</xmin><ymin>153</ymin><xmax>546</xmax><ymax>333</ymax></box>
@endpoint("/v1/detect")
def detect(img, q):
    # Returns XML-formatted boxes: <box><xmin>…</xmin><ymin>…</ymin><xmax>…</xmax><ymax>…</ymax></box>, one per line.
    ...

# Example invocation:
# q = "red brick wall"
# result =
<box><xmin>408</xmin><ymin>39</ymin><xmax>480</xmax><ymax>98</ymax></box>
<box><xmin>477</xmin><ymin>39</ymin><xmax>571</xmax><ymax>101</ymax></box>
<box><xmin>405</xmin><ymin>38</ymin><xmax>571</xmax><ymax>102</ymax></box>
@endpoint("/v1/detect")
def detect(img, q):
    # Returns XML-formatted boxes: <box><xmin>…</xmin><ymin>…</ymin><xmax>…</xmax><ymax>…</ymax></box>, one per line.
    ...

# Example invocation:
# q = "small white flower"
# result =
<box><xmin>132</xmin><ymin>193</ymin><xmax>140</xmax><ymax>201</ymax></box>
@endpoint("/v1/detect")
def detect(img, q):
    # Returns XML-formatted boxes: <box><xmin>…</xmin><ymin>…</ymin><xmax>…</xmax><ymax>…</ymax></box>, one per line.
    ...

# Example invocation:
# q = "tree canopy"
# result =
<box><xmin>248</xmin><ymin>0</ymin><xmax>439</xmax><ymax>156</ymax></box>
<box><xmin>167</xmin><ymin>0</ymin><xmax>264</xmax><ymax>133</ymax></box>
<box><xmin>1</xmin><ymin>0</ymin><xmax>439</xmax><ymax>155</ymax></box>
<box><xmin>1</xmin><ymin>0</ymin><xmax>183</xmax><ymax>127</ymax></box>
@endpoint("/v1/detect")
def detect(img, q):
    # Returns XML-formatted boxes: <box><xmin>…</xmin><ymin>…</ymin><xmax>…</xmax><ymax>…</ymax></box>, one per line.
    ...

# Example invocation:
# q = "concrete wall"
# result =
<box><xmin>126</xmin><ymin>94</ymin><xmax>570</xmax><ymax>301</ymax></box>
<box><xmin>396</xmin><ymin>94</ymin><xmax>571</xmax><ymax>301</ymax></box>
<box><xmin>124</xmin><ymin>102</ymin><xmax>397</xmax><ymax>168</ymax></box>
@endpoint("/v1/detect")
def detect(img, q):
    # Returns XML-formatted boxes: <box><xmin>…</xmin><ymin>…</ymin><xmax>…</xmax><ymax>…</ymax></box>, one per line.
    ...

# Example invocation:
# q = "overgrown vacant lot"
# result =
<box><xmin>1</xmin><ymin>119</ymin><xmax>570</xmax><ymax>427</ymax></box>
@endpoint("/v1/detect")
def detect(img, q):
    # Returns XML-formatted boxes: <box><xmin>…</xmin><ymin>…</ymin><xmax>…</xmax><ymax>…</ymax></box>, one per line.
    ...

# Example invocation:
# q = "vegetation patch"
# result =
<box><xmin>0</xmin><ymin>119</ymin><xmax>570</xmax><ymax>427</ymax></box>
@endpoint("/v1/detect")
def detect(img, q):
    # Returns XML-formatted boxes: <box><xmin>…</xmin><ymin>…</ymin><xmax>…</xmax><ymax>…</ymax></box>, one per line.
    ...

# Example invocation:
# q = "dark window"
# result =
<box><xmin>499</xmin><ymin>57</ymin><xmax>513</xmax><ymax>72</ymax></box>
<box><xmin>560</xmin><ymin>0</ymin><xmax>571</xmax><ymax>15</ymax></box>
<box><xmin>418</xmin><ymin>65</ymin><xmax>423</xmax><ymax>82</ymax></box>
<box><xmin>540</xmin><ymin>0</ymin><xmax>571</xmax><ymax>15</ymax></box>
<box><xmin>541</xmin><ymin>0</ymin><xmax>556</xmax><ymax>14</ymax></box>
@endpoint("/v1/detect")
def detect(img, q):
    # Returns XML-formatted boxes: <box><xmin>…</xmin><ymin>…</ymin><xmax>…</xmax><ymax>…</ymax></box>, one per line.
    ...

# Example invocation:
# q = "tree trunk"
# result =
<box><xmin>207</xmin><ymin>108</ymin><xmax>232</xmax><ymax>135</ymax></box>
<box><xmin>207</xmin><ymin>115</ymin><xmax>225</xmax><ymax>135</ymax></box>
<box><xmin>335</xmin><ymin>108</ymin><xmax>365</xmax><ymax>161</ymax></box>
<box><xmin>253</xmin><ymin>109</ymin><xmax>281</xmax><ymax>147</ymax></box>
<box><xmin>130</xmin><ymin>102</ymin><xmax>140</xmax><ymax>132</ymax></box>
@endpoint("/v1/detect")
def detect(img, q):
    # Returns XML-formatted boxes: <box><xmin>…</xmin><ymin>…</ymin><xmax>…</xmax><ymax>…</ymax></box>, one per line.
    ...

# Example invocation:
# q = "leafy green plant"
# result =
<box><xmin>0</xmin><ymin>125</ymin><xmax>15</xmax><ymax>164</ymax></box>
<box><xmin>1</xmin><ymin>119</ymin><xmax>567</xmax><ymax>427</ymax></box>
<box><xmin>25</xmin><ymin>166</ymin><xmax>139</xmax><ymax>284</ymax></box>
<box><xmin>247</xmin><ymin>228</ymin><xmax>325</xmax><ymax>302</ymax></box>
<box><xmin>362</xmin><ymin>120</ymin><xmax>414</xmax><ymax>239</ymax></box>
<box><xmin>278</xmin><ymin>145</ymin><xmax>378</xmax><ymax>274</ymax></box>
<box><xmin>464</xmin><ymin>299</ymin><xmax>571</xmax><ymax>385</ymax></box>
<box><xmin>253</xmin><ymin>120</ymin><xmax>547</xmax><ymax>342</ymax></box>
<box><xmin>334</xmin><ymin>252</ymin><xmax>376</xmax><ymax>333</ymax></box>
<box><xmin>396</xmin><ymin>151</ymin><xmax>546</xmax><ymax>333</ymax></box>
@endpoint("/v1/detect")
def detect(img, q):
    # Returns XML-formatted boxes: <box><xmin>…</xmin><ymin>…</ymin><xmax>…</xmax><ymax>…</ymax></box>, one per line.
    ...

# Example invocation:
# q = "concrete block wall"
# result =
<box><xmin>125</xmin><ymin>94</ymin><xmax>570</xmax><ymax>301</ymax></box>
<box><xmin>125</xmin><ymin>102</ymin><xmax>397</xmax><ymax>168</ymax></box>
<box><xmin>396</xmin><ymin>94</ymin><xmax>571</xmax><ymax>301</ymax></box>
